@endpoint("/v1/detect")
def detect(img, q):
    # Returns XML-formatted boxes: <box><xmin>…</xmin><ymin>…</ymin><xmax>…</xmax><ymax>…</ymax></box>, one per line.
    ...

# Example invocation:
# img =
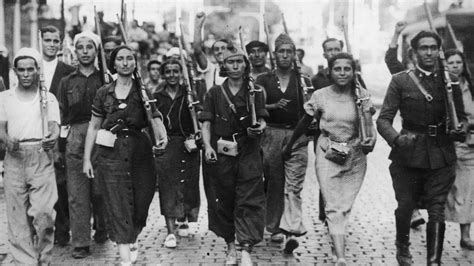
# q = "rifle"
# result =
<box><xmin>423</xmin><ymin>1</ymin><xmax>463</xmax><ymax>132</ymax></box>
<box><xmin>263</xmin><ymin>14</ymin><xmax>275</xmax><ymax>70</ymax></box>
<box><xmin>281</xmin><ymin>13</ymin><xmax>314</xmax><ymax>101</ymax></box>
<box><xmin>178</xmin><ymin>18</ymin><xmax>201</xmax><ymax>151</ymax></box>
<box><xmin>37</xmin><ymin>30</ymin><xmax>50</xmax><ymax>140</ymax></box>
<box><xmin>116</xmin><ymin>14</ymin><xmax>159</xmax><ymax>146</ymax></box>
<box><xmin>239</xmin><ymin>26</ymin><xmax>261</xmax><ymax>127</ymax></box>
<box><xmin>341</xmin><ymin>16</ymin><xmax>376</xmax><ymax>154</ymax></box>
<box><xmin>94</xmin><ymin>6</ymin><xmax>111</xmax><ymax>84</ymax></box>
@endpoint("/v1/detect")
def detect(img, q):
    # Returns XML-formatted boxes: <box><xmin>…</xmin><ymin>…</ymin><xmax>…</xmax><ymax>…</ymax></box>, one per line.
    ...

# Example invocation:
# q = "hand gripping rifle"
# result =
<box><xmin>281</xmin><ymin>13</ymin><xmax>314</xmax><ymax>101</ymax></box>
<box><xmin>239</xmin><ymin>26</ymin><xmax>261</xmax><ymax>127</ymax></box>
<box><xmin>342</xmin><ymin>16</ymin><xmax>376</xmax><ymax>154</ymax></box>
<box><xmin>117</xmin><ymin>14</ymin><xmax>159</xmax><ymax>146</ymax></box>
<box><xmin>423</xmin><ymin>1</ymin><xmax>463</xmax><ymax>133</ymax></box>
<box><xmin>94</xmin><ymin>6</ymin><xmax>111</xmax><ymax>84</ymax></box>
<box><xmin>263</xmin><ymin>14</ymin><xmax>275</xmax><ymax>70</ymax></box>
<box><xmin>178</xmin><ymin>18</ymin><xmax>201</xmax><ymax>152</ymax></box>
<box><xmin>37</xmin><ymin>30</ymin><xmax>50</xmax><ymax>140</ymax></box>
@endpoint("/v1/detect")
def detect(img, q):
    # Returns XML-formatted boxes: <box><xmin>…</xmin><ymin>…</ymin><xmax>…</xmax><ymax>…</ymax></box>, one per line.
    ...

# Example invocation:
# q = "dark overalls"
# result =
<box><xmin>199</xmin><ymin>80</ymin><xmax>268</xmax><ymax>250</ymax></box>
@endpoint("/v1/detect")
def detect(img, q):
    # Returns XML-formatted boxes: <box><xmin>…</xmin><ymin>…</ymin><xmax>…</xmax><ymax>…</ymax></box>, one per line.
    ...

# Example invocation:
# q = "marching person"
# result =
<box><xmin>83</xmin><ymin>45</ymin><xmax>167</xmax><ymax>265</ymax></box>
<box><xmin>444</xmin><ymin>49</ymin><xmax>474</xmax><ymax>250</ymax></box>
<box><xmin>245</xmin><ymin>40</ymin><xmax>271</xmax><ymax>79</ymax></box>
<box><xmin>57</xmin><ymin>32</ymin><xmax>108</xmax><ymax>258</ymax></box>
<box><xmin>0</xmin><ymin>47</ymin><xmax>60</xmax><ymax>265</ymax></box>
<box><xmin>193</xmin><ymin>12</ymin><xmax>226</xmax><ymax>90</ymax></box>
<box><xmin>384</xmin><ymin>21</ymin><xmax>426</xmax><ymax>229</ymax></box>
<box><xmin>284</xmin><ymin>52</ymin><xmax>375</xmax><ymax>265</ymax></box>
<box><xmin>377</xmin><ymin>31</ymin><xmax>467</xmax><ymax>265</ymax></box>
<box><xmin>145</xmin><ymin>59</ymin><xmax>162</xmax><ymax>94</ymax></box>
<box><xmin>154</xmin><ymin>59</ymin><xmax>202</xmax><ymax>248</ymax></box>
<box><xmin>256</xmin><ymin>33</ymin><xmax>310</xmax><ymax>253</ymax></box>
<box><xmin>199</xmin><ymin>43</ymin><xmax>268</xmax><ymax>265</ymax></box>
<box><xmin>39</xmin><ymin>25</ymin><xmax>76</xmax><ymax>246</ymax></box>
<box><xmin>296</xmin><ymin>48</ymin><xmax>313</xmax><ymax>77</ymax></box>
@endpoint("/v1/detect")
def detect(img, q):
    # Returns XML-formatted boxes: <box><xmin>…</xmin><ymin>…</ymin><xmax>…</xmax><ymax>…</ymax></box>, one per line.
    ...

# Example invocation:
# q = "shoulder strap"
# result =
<box><xmin>407</xmin><ymin>70</ymin><xmax>433</xmax><ymax>102</ymax></box>
<box><xmin>219</xmin><ymin>85</ymin><xmax>237</xmax><ymax>114</ymax></box>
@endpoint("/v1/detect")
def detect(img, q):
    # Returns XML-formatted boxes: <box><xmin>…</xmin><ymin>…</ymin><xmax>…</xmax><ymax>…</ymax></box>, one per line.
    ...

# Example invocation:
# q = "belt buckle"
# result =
<box><xmin>428</xmin><ymin>125</ymin><xmax>437</xmax><ymax>137</ymax></box>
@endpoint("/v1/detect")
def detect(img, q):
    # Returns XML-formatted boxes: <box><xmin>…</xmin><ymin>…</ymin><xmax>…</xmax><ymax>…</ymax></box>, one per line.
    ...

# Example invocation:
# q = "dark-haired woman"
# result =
<box><xmin>199</xmin><ymin>44</ymin><xmax>268</xmax><ymax>266</ymax></box>
<box><xmin>154</xmin><ymin>59</ymin><xmax>204</xmax><ymax>248</ymax></box>
<box><xmin>83</xmin><ymin>46</ymin><xmax>168</xmax><ymax>266</ymax></box>
<box><xmin>444</xmin><ymin>49</ymin><xmax>474</xmax><ymax>250</ymax></box>
<box><xmin>283</xmin><ymin>53</ymin><xmax>375</xmax><ymax>265</ymax></box>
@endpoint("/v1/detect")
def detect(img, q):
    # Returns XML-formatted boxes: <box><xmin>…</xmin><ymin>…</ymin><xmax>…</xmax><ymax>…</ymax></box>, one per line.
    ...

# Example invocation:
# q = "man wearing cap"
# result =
<box><xmin>256</xmin><ymin>33</ymin><xmax>310</xmax><ymax>254</ymax></box>
<box><xmin>377</xmin><ymin>30</ymin><xmax>467</xmax><ymax>265</ymax></box>
<box><xmin>199</xmin><ymin>43</ymin><xmax>268</xmax><ymax>266</ymax></box>
<box><xmin>40</xmin><ymin>25</ymin><xmax>76</xmax><ymax>247</ymax></box>
<box><xmin>193</xmin><ymin>12</ymin><xmax>226</xmax><ymax>90</ymax></box>
<box><xmin>57</xmin><ymin>31</ymin><xmax>108</xmax><ymax>258</ymax></box>
<box><xmin>245</xmin><ymin>40</ymin><xmax>271</xmax><ymax>80</ymax></box>
<box><xmin>0</xmin><ymin>47</ymin><xmax>60</xmax><ymax>265</ymax></box>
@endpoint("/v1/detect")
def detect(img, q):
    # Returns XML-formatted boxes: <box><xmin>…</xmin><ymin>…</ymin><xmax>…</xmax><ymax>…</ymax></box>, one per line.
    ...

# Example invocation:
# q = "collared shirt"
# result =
<box><xmin>92</xmin><ymin>80</ymin><xmax>162</xmax><ymax>131</ymax></box>
<box><xmin>416</xmin><ymin>64</ymin><xmax>436</xmax><ymax>77</ymax></box>
<box><xmin>256</xmin><ymin>70</ymin><xmax>306</xmax><ymax>126</ymax></box>
<box><xmin>154</xmin><ymin>84</ymin><xmax>203</xmax><ymax>136</ymax></box>
<box><xmin>57</xmin><ymin>68</ymin><xmax>103</xmax><ymax>125</ymax></box>
<box><xmin>199</xmin><ymin>79</ymin><xmax>268</xmax><ymax>138</ymax></box>
<box><xmin>43</xmin><ymin>57</ymin><xmax>58</xmax><ymax>91</ymax></box>
<box><xmin>377</xmin><ymin>68</ymin><xmax>467</xmax><ymax>169</ymax></box>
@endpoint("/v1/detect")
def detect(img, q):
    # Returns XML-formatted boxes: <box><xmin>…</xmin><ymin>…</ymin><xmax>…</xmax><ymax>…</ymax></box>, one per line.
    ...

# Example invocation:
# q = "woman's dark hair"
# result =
<box><xmin>328</xmin><ymin>52</ymin><xmax>356</xmax><ymax>74</ymax></box>
<box><xmin>445</xmin><ymin>49</ymin><xmax>474</xmax><ymax>99</ymax></box>
<box><xmin>108</xmin><ymin>45</ymin><xmax>137</xmax><ymax>74</ymax></box>
<box><xmin>160</xmin><ymin>59</ymin><xmax>182</xmax><ymax>76</ymax></box>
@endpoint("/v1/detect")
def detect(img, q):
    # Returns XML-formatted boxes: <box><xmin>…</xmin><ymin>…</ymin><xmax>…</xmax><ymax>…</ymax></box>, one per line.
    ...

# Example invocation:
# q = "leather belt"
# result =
<box><xmin>403</xmin><ymin>122</ymin><xmax>446</xmax><ymax>137</ymax></box>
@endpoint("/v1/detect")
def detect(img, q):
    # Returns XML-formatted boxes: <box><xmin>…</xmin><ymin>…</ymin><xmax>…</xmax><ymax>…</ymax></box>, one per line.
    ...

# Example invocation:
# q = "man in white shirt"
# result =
<box><xmin>193</xmin><ymin>12</ymin><xmax>226</xmax><ymax>90</ymax></box>
<box><xmin>0</xmin><ymin>47</ymin><xmax>60</xmax><ymax>265</ymax></box>
<box><xmin>40</xmin><ymin>25</ymin><xmax>76</xmax><ymax>247</ymax></box>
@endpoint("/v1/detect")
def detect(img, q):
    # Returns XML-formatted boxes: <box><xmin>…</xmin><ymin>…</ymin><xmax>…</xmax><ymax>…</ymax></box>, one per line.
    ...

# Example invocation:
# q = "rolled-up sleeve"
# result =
<box><xmin>303</xmin><ymin>91</ymin><xmax>319</xmax><ymax>117</ymax></box>
<box><xmin>91</xmin><ymin>88</ymin><xmax>106</xmax><ymax>118</ymax></box>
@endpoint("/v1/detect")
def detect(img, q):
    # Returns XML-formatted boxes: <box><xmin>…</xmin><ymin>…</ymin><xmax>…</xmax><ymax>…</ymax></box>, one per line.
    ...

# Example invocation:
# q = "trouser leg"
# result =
<box><xmin>28</xmin><ymin>150</ymin><xmax>57</xmax><ymax>265</ymax></box>
<box><xmin>66</xmin><ymin>124</ymin><xmax>91</xmax><ymax>248</ymax></box>
<box><xmin>3</xmin><ymin>152</ymin><xmax>38</xmax><ymax>264</ymax></box>
<box><xmin>262</xmin><ymin>128</ymin><xmax>285</xmax><ymax>233</ymax></box>
<box><xmin>279</xmin><ymin>136</ymin><xmax>308</xmax><ymax>236</ymax></box>
<box><xmin>54</xmin><ymin>166</ymin><xmax>70</xmax><ymax>243</ymax></box>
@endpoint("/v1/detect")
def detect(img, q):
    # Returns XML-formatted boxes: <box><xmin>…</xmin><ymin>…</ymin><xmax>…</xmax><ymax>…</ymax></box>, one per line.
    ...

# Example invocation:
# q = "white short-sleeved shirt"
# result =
<box><xmin>0</xmin><ymin>88</ymin><xmax>60</xmax><ymax>140</ymax></box>
<box><xmin>197</xmin><ymin>59</ymin><xmax>225</xmax><ymax>91</ymax></box>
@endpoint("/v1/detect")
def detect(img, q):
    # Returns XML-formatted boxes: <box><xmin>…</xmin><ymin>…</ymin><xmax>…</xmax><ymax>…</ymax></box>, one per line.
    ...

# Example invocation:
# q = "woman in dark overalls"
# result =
<box><xmin>83</xmin><ymin>46</ymin><xmax>167</xmax><ymax>266</ymax></box>
<box><xmin>199</xmin><ymin>44</ymin><xmax>268</xmax><ymax>266</ymax></box>
<box><xmin>154</xmin><ymin>59</ymin><xmax>203</xmax><ymax>248</ymax></box>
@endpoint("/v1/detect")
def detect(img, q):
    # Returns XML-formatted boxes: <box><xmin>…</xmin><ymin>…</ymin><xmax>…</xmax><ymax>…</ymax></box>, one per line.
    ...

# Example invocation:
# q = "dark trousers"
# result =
<box><xmin>205</xmin><ymin>137</ymin><xmax>265</xmax><ymax>247</ymax></box>
<box><xmin>389</xmin><ymin>162</ymin><xmax>455</xmax><ymax>242</ymax></box>
<box><xmin>54</xmin><ymin>166</ymin><xmax>69</xmax><ymax>241</ymax></box>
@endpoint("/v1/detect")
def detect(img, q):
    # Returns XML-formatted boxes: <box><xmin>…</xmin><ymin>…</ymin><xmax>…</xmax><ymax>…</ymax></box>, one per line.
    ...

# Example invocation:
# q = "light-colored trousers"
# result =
<box><xmin>4</xmin><ymin>143</ymin><xmax>57</xmax><ymax>265</ymax></box>
<box><xmin>262</xmin><ymin>126</ymin><xmax>308</xmax><ymax>236</ymax></box>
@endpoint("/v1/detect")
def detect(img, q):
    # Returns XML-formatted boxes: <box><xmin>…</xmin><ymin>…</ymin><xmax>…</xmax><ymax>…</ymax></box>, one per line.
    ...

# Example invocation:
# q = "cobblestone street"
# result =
<box><xmin>1</xmin><ymin>116</ymin><xmax>474</xmax><ymax>265</ymax></box>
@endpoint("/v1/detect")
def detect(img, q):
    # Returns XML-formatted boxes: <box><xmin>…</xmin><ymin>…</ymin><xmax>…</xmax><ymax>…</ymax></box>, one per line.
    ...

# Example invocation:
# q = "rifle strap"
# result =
<box><xmin>408</xmin><ymin>70</ymin><xmax>434</xmax><ymax>102</ymax></box>
<box><xmin>219</xmin><ymin>85</ymin><xmax>237</xmax><ymax>114</ymax></box>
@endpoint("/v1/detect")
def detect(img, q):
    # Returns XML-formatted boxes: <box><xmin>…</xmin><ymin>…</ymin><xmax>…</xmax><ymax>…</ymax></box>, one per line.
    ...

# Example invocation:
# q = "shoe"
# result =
<box><xmin>410</xmin><ymin>210</ymin><xmax>425</xmax><ymax>229</ymax></box>
<box><xmin>427</xmin><ymin>222</ymin><xmax>445</xmax><ymax>265</ymax></box>
<box><xmin>460</xmin><ymin>239</ymin><xmax>474</xmax><ymax>250</ymax></box>
<box><xmin>164</xmin><ymin>234</ymin><xmax>177</xmax><ymax>248</ymax></box>
<box><xmin>335</xmin><ymin>258</ymin><xmax>347</xmax><ymax>266</ymax></box>
<box><xmin>94</xmin><ymin>230</ymin><xmax>108</xmax><ymax>244</ymax></box>
<box><xmin>270</xmin><ymin>233</ymin><xmax>284</xmax><ymax>243</ymax></box>
<box><xmin>54</xmin><ymin>234</ymin><xmax>70</xmax><ymax>247</ymax></box>
<box><xmin>225</xmin><ymin>249</ymin><xmax>237</xmax><ymax>265</ymax></box>
<box><xmin>395</xmin><ymin>240</ymin><xmax>413</xmax><ymax>266</ymax></box>
<box><xmin>72</xmin><ymin>246</ymin><xmax>90</xmax><ymax>259</ymax></box>
<box><xmin>130</xmin><ymin>242</ymin><xmax>138</xmax><ymax>263</ymax></box>
<box><xmin>178</xmin><ymin>223</ymin><xmax>189</xmax><ymax>237</ymax></box>
<box><xmin>283</xmin><ymin>236</ymin><xmax>299</xmax><ymax>254</ymax></box>
<box><xmin>240</xmin><ymin>250</ymin><xmax>252</xmax><ymax>266</ymax></box>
